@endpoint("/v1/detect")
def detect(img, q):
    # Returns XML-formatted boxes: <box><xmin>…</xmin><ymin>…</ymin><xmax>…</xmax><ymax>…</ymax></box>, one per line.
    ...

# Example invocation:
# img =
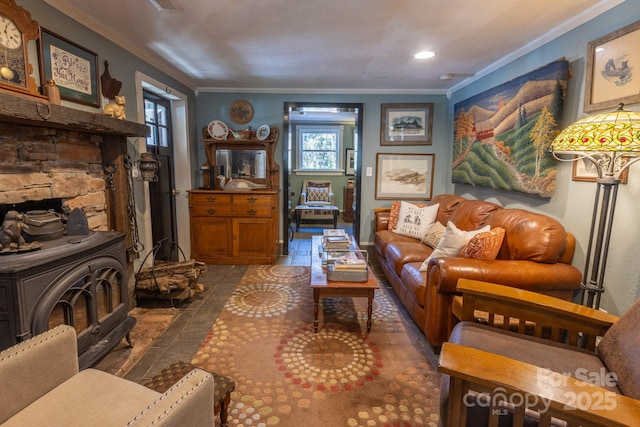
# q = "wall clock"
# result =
<box><xmin>0</xmin><ymin>0</ymin><xmax>42</xmax><ymax>98</ymax></box>
<box><xmin>229</xmin><ymin>99</ymin><xmax>254</xmax><ymax>124</ymax></box>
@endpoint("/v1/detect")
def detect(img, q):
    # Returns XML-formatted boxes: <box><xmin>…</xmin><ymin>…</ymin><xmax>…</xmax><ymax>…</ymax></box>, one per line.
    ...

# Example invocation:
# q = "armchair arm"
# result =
<box><xmin>456</xmin><ymin>279</ymin><xmax>618</xmax><ymax>350</ymax></box>
<box><xmin>427</xmin><ymin>257</ymin><xmax>582</xmax><ymax>295</ymax></box>
<box><xmin>438</xmin><ymin>343</ymin><xmax>640</xmax><ymax>427</ymax></box>
<box><xmin>0</xmin><ymin>325</ymin><xmax>79</xmax><ymax>424</ymax></box>
<box><xmin>127</xmin><ymin>368</ymin><xmax>215</xmax><ymax>426</ymax></box>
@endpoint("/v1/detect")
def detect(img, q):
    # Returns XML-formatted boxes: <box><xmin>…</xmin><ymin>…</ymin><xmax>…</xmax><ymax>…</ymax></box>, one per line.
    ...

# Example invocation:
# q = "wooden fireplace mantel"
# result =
<box><xmin>0</xmin><ymin>92</ymin><xmax>150</xmax><ymax>263</ymax></box>
<box><xmin>0</xmin><ymin>92</ymin><xmax>149</xmax><ymax>137</ymax></box>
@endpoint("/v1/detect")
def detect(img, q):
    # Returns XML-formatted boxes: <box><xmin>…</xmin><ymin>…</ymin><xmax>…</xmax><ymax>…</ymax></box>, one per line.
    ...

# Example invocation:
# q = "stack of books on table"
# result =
<box><xmin>322</xmin><ymin>229</ymin><xmax>351</xmax><ymax>249</ymax></box>
<box><xmin>327</xmin><ymin>250</ymin><xmax>368</xmax><ymax>282</ymax></box>
<box><xmin>333</xmin><ymin>257</ymin><xmax>367</xmax><ymax>271</ymax></box>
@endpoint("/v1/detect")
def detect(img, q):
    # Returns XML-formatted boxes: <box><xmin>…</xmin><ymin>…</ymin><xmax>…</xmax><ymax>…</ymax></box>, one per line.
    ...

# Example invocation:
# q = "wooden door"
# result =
<box><xmin>144</xmin><ymin>91</ymin><xmax>178</xmax><ymax>260</ymax></box>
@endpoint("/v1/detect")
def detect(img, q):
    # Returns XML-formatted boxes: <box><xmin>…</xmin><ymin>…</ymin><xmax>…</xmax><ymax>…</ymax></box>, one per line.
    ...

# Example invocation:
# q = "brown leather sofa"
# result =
<box><xmin>373</xmin><ymin>194</ymin><xmax>582</xmax><ymax>349</ymax></box>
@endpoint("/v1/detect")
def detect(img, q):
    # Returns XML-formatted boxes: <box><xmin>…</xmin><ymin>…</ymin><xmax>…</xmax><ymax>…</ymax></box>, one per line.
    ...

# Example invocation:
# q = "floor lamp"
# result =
<box><xmin>551</xmin><ymin>103</ymin><xmax>640</xmax><ymax>309</ymax></box>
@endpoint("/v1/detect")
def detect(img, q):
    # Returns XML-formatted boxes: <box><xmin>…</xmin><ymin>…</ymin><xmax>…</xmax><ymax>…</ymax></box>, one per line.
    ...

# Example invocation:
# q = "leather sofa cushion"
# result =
<box><xmin>598</xmin><ymin>297</ymin><xmax>640</xmax><ymax>400</ymax></box>
<box><xmin>400</xmin><ymin>262</ymin><xmax>427</xmax><ymax>307</ymax></box>
<box><xmin>447</xmin><ymin>200</ymin><xmax>500</xmax><ymax>231</ymax></box>
<box><xmin>429</xmin><ymin>194</ymin><xmax>465</xmax><ymax>226</ymax></box>
<box><xmin>374</xmin><ymin>230</ymin><xmax>418</xmax><ymax>260</ymax></box>
<box><xmin>385</xmin><ymin>242</ymin><xmax>431</xmax><ymax>276</ymax></box>
<box><xmin>449</xmin><ymin>321</ymin><xmax>621</xmax><ymax>394</ymax></box>
<box><xmin>489</xmin><ymin>208</ymin><xmax>568</xmax><ymax>263</ymax></box>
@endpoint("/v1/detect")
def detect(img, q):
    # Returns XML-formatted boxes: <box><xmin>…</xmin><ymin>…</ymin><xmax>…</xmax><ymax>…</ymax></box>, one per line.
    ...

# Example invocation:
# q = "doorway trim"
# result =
<box><xmin>134</xmin><ymin>71</ymin><xmax>192</xmax><ymax>265</ymax></box>
<box><xmin>282</xmin><ymin>102</ymin><xmax>363</xmax><ymax>255</ymax></box>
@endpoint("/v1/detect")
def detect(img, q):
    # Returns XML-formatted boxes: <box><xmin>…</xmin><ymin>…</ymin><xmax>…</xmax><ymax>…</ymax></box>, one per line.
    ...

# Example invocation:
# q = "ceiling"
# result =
<box><xmin>42</xmin><ymin>0</ymin><xmax>622</xmax><ymax>93</ymax></box>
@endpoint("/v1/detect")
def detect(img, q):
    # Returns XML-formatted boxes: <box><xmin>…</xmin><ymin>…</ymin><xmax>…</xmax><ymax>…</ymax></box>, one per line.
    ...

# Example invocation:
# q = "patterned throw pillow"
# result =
<box><xmin>305</xmin><ymin>186</ymin><xmax>330</xmax><ymax>204</ymax></box>
<box><xmin>388</xmin><ymin>201</ymin><xmax>427</xmax><ymax>231</ymax></box>
<box><xmin>393</xmin><ymin>201</ymin><xmax>439</xmax><ymax>239</ymax></box>
<box><xmin>459</xmin><ymin>227</ymin><xmax>506</xmax><ymax>260</ymax></box>
<box><xmin>421</xmin><ymin>221</ymin><xmax>446</xmax><ymax>249</ymax></box>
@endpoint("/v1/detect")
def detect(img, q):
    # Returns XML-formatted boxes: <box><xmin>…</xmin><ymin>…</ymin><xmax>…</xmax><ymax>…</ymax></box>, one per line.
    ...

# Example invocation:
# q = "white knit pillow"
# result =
<box><xmin>419</xmin><ymin>221</ymin><xmax>490</xmax><ymax>271</ymax></box>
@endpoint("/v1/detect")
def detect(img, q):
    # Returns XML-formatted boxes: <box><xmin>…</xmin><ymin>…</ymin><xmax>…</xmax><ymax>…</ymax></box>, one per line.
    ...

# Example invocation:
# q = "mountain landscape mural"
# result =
<box><xmin>452</xmin><ymin>59</ymin><xmax>569</xmax><ymax>197</ymax></box>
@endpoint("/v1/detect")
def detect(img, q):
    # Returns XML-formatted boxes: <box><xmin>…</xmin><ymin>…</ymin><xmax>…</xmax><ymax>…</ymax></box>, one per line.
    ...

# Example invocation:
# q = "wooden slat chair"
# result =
<box><xmin>438</xmin><ymin>278</ymin><xmax>640</xmax><ymax>427</ymax></box>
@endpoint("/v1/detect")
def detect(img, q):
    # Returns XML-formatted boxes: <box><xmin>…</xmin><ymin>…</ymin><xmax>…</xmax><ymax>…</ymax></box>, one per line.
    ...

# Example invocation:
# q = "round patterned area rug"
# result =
<box><xmin>191</xmin><ymin>265</ymin><xmax>440</xmax><ymax>426</ymax></box>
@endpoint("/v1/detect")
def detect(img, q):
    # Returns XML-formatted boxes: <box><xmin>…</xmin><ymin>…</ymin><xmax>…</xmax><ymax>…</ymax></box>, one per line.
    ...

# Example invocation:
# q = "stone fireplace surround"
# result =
<box><xmin>0</xmin><ymin>91</ymin><xmax>149</xmax><ymax>364</ymax></box>
<box><xmin>0</xmin><ymin>122</ymin><xmax>110</xmax><ymax>230</ymax></box>
<box><xmin>0</xmin><ymin>91</ymin><xmax>148</xmax><ymax>259</ymax></box>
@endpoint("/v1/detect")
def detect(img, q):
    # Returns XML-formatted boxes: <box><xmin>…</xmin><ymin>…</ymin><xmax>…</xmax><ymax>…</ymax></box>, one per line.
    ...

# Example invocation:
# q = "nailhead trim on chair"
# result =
<box><xmin>127</xmin><ymin>370</ymin><xmax>212</xmax><ymax>426</ymax></box>
<box><xmin>0</xmin><ymin>325</ymin><xmax>68</xmax><ymax>362</ymax></box>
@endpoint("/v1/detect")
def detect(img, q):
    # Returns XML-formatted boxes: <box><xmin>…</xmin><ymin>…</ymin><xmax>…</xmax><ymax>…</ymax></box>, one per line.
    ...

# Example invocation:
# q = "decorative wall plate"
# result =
<box><xmin>207</xmin><ymin>120</ymin><xmax>229</xmax><ymax>140</ymax></box>
<box><xmin>229</xmin><ymin>99</ymin><xmax>254</xmax><ymax>124</ymax></box>
<box><xmin>256</xmin><ymin>124</ymin><xmax>270</xmax><ymax>140</ymax></box>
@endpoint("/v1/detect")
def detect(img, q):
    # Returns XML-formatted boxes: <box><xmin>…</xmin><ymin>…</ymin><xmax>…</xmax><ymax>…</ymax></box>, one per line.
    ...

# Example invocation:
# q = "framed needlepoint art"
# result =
<box><xmin>38</xmin><ymin>28</ymin><xmax>100</xmax><ymax>107</ymax></box>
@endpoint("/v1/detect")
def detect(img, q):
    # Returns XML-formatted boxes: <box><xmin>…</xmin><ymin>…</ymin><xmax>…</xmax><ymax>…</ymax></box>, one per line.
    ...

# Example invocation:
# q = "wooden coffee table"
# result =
<box><xmin>310</xmin><ymin>235</ymin><xmax>379</xmax><ymax>333</ymax></box>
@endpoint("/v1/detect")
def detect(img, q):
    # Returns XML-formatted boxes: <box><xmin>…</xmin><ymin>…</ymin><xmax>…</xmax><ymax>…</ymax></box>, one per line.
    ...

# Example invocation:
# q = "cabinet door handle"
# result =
<box><xmin>247</xmin><ymin>209</ymin><xmax>257</xmax><ymax>215</ymax></box>
<box><xmin>206</xmin><ymin>196</ymin><xmax>217</xmax><ymax>202</ymax></box>
<box><xmin>247</xmin><ymin>197</ymin><xmax>258</xmax><ymax>203</ymax></box>
<box><xmin>207</xmin><ymin>208</ymin><xmax>217</xmax><ymax>215</ymax></box>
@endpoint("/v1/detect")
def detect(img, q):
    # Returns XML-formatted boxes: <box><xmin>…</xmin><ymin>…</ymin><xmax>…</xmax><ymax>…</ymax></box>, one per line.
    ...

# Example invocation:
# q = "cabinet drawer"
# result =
<box><xmin>190</xmin><ymin>205</ymin><xmax>234</xmax><ymax>216</ymax></box>
<box><xmin>231</xmin><ymin>194</ymin><xmax>272</xmax><ymax>205</ymax></box>
<box><xmin>189</xmin><ymin>193</ymin><xmax>233</xmax><ymax>205</ymax></box>
<box><xmin>190</xmin><ymin>204</ymin><xmax>272</xmax><ymax>217</ymax></box>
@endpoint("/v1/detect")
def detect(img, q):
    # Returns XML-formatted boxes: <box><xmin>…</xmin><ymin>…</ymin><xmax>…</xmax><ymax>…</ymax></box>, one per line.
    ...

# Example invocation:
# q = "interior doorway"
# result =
<box><xmin>282</xmin><ymin>102</ymin><xmax>364</xmax><ymax>255</ymax></box>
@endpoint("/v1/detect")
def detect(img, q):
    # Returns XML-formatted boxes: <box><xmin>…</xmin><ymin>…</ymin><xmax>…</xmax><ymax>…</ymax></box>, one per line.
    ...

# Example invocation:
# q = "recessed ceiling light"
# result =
<box><xmin>414</xmin><ymin>51</ymin><xmax>435</xmax><ymax>59</ymax></box>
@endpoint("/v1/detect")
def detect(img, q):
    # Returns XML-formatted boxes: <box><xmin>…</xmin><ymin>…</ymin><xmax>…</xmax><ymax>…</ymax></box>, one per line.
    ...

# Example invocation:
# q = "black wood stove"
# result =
<box><xmin>0</xmin><ymin>231</ymin><xmax>136</xmax><ymax>369</ymax></box>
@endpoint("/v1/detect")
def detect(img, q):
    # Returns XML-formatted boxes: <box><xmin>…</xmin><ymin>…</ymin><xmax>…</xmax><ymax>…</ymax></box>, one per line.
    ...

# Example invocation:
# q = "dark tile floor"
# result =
<box><xmin>123</xmin><ymin>222</ymin><xmax>438</xmax><ymax>384</ymax></box>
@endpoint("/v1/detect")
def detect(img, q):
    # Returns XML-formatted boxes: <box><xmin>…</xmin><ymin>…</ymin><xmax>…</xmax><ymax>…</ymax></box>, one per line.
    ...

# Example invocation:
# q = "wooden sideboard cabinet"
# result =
<box><xmin>343</xmin><ymin>186</ymin><xmax>354</xmax><ymax>223</ymax></box>
<box><xmin>188</xmin><ymin>189</ymin><xmax>280</xmax><ymax>264</ymax></box>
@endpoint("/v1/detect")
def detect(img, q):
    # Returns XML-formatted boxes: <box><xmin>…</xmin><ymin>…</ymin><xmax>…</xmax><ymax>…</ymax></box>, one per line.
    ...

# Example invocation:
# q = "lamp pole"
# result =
<box><xmin>582</xmin><ymin>175</ymin><xmax>619</xmax><ymax>309</ymax></box>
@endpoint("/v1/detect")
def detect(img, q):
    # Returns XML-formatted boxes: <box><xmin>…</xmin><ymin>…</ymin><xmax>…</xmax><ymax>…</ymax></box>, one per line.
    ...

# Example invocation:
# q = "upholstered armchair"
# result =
<box><xmin>438</xmin><ymin>279</ymin><xmax>640</xmax><ymax>427</ymax></box>
<box><xmin>299</xmin><ymin>180</ymin><xmax>334</xmax><ymax>206</ymax></box>
<box><xmin>294</xmin><ymin>180</ymin><xmax>338</xmax><ymax>230</ymax></box>
<box><xmin>0</xmin><ymin>325</ymin><xmax>215</xmax><ymax>426</ymax></box>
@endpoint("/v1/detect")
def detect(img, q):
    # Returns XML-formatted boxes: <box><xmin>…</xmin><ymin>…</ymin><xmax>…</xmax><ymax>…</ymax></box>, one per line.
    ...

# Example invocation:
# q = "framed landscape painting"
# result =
<box><xmin>375</xmin><ymin>153</ymin><xmax>434</xmax><ymax>200</ymax></box>
<box><xmin>380</xmin><ymin>103</ymin><xmax>433</xmax><ymax>146</ymax></box>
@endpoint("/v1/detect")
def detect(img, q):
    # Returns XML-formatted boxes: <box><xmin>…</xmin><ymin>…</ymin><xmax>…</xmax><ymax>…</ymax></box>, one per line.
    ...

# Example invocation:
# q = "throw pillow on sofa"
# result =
<box><xmin>421</xmin><ymin>221</ymin><xmax>446</xmax><ymax>248</ymax></box>
<box><xmin>419</xmin><ymin>221</ymin><xmax>490</xmax><ymax>271</ymax></box>
<box><xmin>388</xmin><ymin>201</ymin><xmax>427</xmax><ymax>231</ymax></box>
<box><xmin>394</xmin><ymin>201</ymin><xmax>439</xmax><ymax>239</ymax></box>
<box><xmin>459</xmin><ymin>227</ymin><xmax>505</xmax><ymax>260</ymax></box>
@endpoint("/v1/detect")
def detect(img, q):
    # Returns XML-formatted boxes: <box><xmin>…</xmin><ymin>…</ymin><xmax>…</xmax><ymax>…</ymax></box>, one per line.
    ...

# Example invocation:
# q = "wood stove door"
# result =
<box><xmin>31</xmin><ymin>257</ymin><xmax>127</xmax><ymax>358</ymax></box>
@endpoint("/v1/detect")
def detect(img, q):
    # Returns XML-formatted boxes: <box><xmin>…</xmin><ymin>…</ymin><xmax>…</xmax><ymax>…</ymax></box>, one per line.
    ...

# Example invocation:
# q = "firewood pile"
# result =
<box><xmin>135</xmin><ymin>259</ymin><xmax>207</xmax><ymax>303</ymax></box>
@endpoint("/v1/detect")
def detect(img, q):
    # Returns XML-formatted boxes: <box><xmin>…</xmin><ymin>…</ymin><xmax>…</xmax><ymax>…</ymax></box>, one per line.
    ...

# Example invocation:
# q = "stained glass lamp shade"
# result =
<box><xmin>552</xmin><ymin>103</ymin><xmax>640</xmax><ymax>181</ymax></box>
<box><xmin>551</xmin><ymin>104</ymin><xmax>640</xmax><ymax>310</ymax></box>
